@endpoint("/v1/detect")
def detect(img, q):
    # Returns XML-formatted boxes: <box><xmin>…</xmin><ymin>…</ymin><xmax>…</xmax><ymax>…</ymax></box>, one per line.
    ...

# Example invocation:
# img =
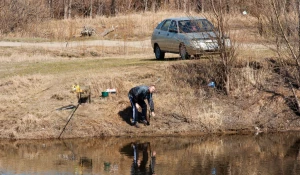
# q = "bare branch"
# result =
<box><xmin>270</xmin><ymin>0</ymin><xmax>300</xmax><ymax>67</ymax></box>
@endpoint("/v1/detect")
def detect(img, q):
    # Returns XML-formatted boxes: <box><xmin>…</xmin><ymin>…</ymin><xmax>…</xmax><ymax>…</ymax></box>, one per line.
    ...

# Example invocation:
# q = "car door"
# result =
<box><xmin>167</xmin><ymin>20</ymin><xmax>180</xmax><ymax>52</ymax></box>
<box><xmin>154</xmin><ymin>19</ymin><xmax>171</xmax><ymax>51</ymax></box>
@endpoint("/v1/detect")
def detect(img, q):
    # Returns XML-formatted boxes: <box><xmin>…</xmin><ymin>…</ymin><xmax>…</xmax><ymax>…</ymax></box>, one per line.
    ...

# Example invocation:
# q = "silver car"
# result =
<box><xmin>151</xmin><ymin>17</ymin><xmax>231</xmax><ymax>59</ymax></box>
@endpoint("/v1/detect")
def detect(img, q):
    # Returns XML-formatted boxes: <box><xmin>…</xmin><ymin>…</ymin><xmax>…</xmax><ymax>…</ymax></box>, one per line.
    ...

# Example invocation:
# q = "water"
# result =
<box><xmin>1</xmin><ymin>132</ymin><xmax>300</xmax><ymax>175</ymax></box>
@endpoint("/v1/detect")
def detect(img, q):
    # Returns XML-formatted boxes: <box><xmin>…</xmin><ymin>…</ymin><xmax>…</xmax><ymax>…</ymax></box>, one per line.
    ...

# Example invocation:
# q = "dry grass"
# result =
<box><xmin>1</xmin><ymin>11</ymin><xmax>261</xmax><ymax>43</ymax></box>
<box><xmin>0</xmin><ymin>11</ymin><xmax>298</xmax><ymax>139</ymax></box>
<box><xmin>0</xmin><ymin>54</ymin><xmax>296</xmax><ymax>138</ymax></box>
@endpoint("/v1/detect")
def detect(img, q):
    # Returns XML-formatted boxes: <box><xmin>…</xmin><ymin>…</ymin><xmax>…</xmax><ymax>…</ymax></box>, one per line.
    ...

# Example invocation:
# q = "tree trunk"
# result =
<box><xmin>64</xmin><ymin>0</ymin><xmax>68</xmax><ymax>19</ymax></box>
<box><xmin>48</xmin><ymin>0</ymin><xmax>53</xmax><ymax>18</ymax></box>
<box><xmin>286</xmin><ymin>0</ymin><xmax>291</xmax><ymax>13</ymax></box>
<box><xmin>225</xmin><ymin>73</ymin><xmax>230</xmax><ymax>95</ymax></box>
<box><xmin>226</xmin><ymin>0</ymin><xmax>230</xmax><ymax>13</ymax></box>
<box><xmin>183</xmin><ymin>0</ymin><xmax>188</xmax><ymax>13</ymax></box>
<box><xmin>151</xmin><ymin>0</ymin><xmax>156</xmax><ymax>12</ymax></box>
<box><xmin>164</xmin><ymin>0</ymin><xmax>169</xmax><ymax>8</ymax></box>
<box><xmin>110</xmin><ymin>0</ymin><xmax>116</xmax><ymax>16</ymax></box>
<box><xmin>97</xmin><ymin>0</ymin><xmax>104</xmax><ymax>15</ymax></box>
<box><xmin>175</xmin><ymin>0</ymin><xmax>181</xmax><ymax>10</ymax></box>
<box><xmin>68</xmin><ymin>0</ymin><xmax>72</xmax><ymax>19</ymax></box>
<box><xmin>144</xmin><ymin>0</ymin><xmax>148</xmax><ymax>11</ymax></box>
<box><xmin>211</xmin><ymin>0</ymin><xmax>236</xmax><ymax>96</ymax></box>
<box><xmin>90</xmin><ymin>0</ymin><xmax>93</xmax><ymax>18</ymax></box>
<box><xmin>298</xmin><ymin>0</ymin><xmax>300</xmax><ymax>60</ymax></box>
<box><xmin>128</xmin><ymin>0</ymin><xmax>132</xmax><ymax>10</ymax></box>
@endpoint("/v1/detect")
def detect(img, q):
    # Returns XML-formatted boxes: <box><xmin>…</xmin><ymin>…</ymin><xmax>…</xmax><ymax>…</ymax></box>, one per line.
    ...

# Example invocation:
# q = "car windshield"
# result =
<box><xmin>178</xmin><ymin>19</ymin><xmax>214</xmax><ymax>33</ymax></box>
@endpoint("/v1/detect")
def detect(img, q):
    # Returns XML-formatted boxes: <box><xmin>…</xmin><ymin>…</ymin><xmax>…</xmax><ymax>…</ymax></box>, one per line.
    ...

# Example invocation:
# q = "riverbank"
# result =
<box><xmin>1</xmin><ymin>43</ymin><xmax>300</xmax><ymax>139</ymax></box>
<box><xmin>1</xmin><ymin>11</ymin><xmax>300</xmax><ymax>139</ymax></box>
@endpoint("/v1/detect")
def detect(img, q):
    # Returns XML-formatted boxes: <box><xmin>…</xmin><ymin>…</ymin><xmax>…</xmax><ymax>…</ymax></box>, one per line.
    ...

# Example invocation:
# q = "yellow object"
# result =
<box><xmin>72</xmin><ymin>85</ymin><xmax>82</xmax><ymax>93</ymax></box>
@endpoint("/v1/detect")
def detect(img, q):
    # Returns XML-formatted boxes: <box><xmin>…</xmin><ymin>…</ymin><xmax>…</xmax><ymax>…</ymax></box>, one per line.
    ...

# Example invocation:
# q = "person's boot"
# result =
<box><xmin>132</xmin><ymin>122</ymin><xmax>139</xmax><ymax>128</ymax></box>
<box><xmin>134</xmin><ymin>123</ymin><xmax>140</xmax><ymax>128</ymax></box>
<box><xmin>142</xmin><ymin>120</ymin><xmax>148</xmax><ymax>126</ymax></box>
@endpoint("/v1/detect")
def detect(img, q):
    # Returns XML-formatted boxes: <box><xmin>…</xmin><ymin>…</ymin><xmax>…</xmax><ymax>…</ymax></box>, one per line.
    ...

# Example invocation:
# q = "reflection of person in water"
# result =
<box><xmin>132</xmin><ymin>142</ymin><xmax>148</xmax><ymax>173</ymax></box>
<box><xmin>131</xmin><ymin>142</ymin><xmax>156</xmax><ymax>175</ymax></box>
<box><xmin>150</xmin><ymin>150</ymin><xmax>156</xmax><ymax>175</ymax></box>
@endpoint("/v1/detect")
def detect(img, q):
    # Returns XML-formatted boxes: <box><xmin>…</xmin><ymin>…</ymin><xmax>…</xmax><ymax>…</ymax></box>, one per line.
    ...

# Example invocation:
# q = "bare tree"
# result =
<box><xmin>183</xmin><ymin>0</ymin><xmax>189</xmax><ymax>13</ymax></box>
<box><xmin>68</xmin><ymin>0</ymin><xmax>72</xmax><ymax>18</ymax></box>
<box><xmin>90</xmin><ymin>0</ymin><xmax>93</xmax><ymax>18</ymax></box>
<box><xmin>151</xmin><ymin>0</ymin><xmax>157</xmax><ymax>12</ymax></box>
<box><xmin>64</xmin><ymin>0</ymin><xmax>68</xmax><ymax>19</ymax></box>
<box><xmin>144</xmin><ymin>0</ymin><xmax>148</xmax><ymax>11</ymax></box>
<box><xmin>211</xmin><ymin>0</ymin><xmax>237</xmax><ymax>95</ymax></box>
<box><xmin>48</xmin><ymin>0</ymin><xmax>53</xmax><ymax>18</ymax></box>
<box><xmin>175</xmin><ymin>0</ymin><xmax>182</xmax><ymax>10</ymax></box>
<box><xmin>261</xmin><ymin>0</ymin><xmax>300</xmax><ymax>111</ymax></box>
<box><xmin>268</xmin><ymin>0</ymin><xmax>300</xmax><ymax>69</ymax></box>
<box><xmin>196</xmin><ymin>0</ymin><xmax>204</xmax><ymax>13</ymax></box>
<box><xmin>110</xmin><ymin>0</ymin><xmax>116</xmax><ymax>16</ymax></box>
<box><xmin>0</xmin><ymin>0</ymin><xmax>50</xmax><ymax>34</ymax></box>
<box><xmin>96</xmin><ymin>0</ymin><xmax>105</xmax><ymax>15</ymax></box>
<box><xmin>64</xmin><ymin>0</ymin><xmax>72</xmax><ymax>19</ymax></box>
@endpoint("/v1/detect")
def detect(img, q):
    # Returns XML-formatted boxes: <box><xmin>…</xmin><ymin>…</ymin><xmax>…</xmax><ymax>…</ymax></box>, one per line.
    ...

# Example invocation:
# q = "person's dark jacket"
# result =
<box><xmin>128</xmin><ymin>85</ymin><xmax>154</xmax><ymax>112</ymax></box>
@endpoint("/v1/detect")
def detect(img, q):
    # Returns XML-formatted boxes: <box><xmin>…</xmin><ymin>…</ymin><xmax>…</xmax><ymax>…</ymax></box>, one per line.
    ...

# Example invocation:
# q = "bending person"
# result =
<box><xmin>128</xmin><ymin>85</ymin><xmax>156</xmax><ymax>128</ymax></box>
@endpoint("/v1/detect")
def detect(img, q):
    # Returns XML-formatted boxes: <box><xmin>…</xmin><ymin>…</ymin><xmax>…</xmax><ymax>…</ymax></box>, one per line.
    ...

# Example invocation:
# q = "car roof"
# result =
<box><xmin>165</xmin><ymin>17</ymin><xmax>207</xmax><ymax>21</ymax></box>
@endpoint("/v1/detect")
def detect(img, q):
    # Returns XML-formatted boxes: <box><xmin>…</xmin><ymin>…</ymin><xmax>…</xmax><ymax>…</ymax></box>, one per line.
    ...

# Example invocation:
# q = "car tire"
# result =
<box><xmin>179</xmin><ymin>44</ymin><xmax>190</xmax><ymax>60</ymax></box>
<box><xmin>154</xmin><ymin>45</ymin><xmax>165</xmax><ymax>60</ymax></box>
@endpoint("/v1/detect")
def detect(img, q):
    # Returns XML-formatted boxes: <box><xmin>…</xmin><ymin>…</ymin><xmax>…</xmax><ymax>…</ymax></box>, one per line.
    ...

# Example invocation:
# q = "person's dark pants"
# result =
<box><xmin>138</xmin><ymin>100</ymin><xmax>147</xmax><ymax>120</ymax></box>
<box><xmin>129</xmin><ymin>95</ymin><xmax>146</xmax><ymax>124</ymax></box>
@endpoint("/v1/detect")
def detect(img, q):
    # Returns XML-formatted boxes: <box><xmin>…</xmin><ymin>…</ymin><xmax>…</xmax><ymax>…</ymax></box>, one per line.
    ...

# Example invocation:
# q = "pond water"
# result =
<box><xmin>1</xmin><ymin>132</ymin><xmax>300</xmax><ymax>175</ymax></box>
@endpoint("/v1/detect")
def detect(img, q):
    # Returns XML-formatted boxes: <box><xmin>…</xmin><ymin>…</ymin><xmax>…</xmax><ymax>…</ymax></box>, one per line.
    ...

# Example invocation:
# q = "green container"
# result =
<box><xmin>102</xmin><ymin>91</ymin><xmax>109</xmax><ymax>97</ymax></box>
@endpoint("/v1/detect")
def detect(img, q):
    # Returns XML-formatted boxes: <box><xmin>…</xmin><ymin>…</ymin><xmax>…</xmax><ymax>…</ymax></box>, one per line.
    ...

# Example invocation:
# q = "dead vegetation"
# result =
<box><xmin>1</xmin><ymin>9</ymin><xmax>300</xmax><ymax>139</ymax></box>
<box><xmin>0</xmin><ymin>55</ymin><xmax>300</xmax><ymax>139</ymax></box>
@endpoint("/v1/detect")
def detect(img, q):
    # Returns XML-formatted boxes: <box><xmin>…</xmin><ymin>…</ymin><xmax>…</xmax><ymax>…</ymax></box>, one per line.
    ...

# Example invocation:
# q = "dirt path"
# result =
<box><xmin>0</xmin><ymin>40</ymin><xmax>272</xmax><ymax>51</ymax></box>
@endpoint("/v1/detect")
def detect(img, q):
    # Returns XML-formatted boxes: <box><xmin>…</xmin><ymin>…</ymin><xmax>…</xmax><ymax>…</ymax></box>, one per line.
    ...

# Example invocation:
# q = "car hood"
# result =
<box><xmin>184</xmin><ymin>31</ymin><xmax>217</xmax><ymax>40</ymax></box>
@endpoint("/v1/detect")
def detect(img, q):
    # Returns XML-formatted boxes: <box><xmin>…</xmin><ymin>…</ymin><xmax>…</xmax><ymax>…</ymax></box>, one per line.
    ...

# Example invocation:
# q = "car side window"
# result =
<box><xmin>155</xmin><ymin>20</ymin><xmax>165</xmax><ymax>29</ymax></box>
<box><xmin>169</xmin><ymin>20</ymin><xmax>178</xmax><ymax>33</ymax></box>
<box><xmin>160</xmin><ymin>20</ymin><xmax>171</xmax><ymax>31</ymax></box>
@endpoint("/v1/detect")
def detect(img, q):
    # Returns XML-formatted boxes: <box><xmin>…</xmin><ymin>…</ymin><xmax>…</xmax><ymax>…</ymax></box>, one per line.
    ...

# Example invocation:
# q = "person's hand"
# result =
<box><xmin>152</xmin><ymin>151</ymin><xmax>156</xmax><ymax>157</ymax></box>
<box><xmin>151</xmin><ymin>111</ymin><xmax>155</xmax><ymax>117</ymax></box>
<box><xmin>135</xmin><ymin>103</ymin><xmax>140</xmax><ymax>109</ymax></box>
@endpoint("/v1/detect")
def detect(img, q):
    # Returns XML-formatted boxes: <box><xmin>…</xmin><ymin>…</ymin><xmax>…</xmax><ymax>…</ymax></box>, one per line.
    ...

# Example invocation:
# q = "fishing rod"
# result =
<box><xmin>58</xmin><ymin>103</ymin><xmax>80</xmax><ymax>139</ymax></box>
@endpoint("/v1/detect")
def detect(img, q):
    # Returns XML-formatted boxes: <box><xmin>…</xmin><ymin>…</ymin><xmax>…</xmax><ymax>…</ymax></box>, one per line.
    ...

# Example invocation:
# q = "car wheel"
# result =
<box><xmin>154</xmin><ymin>45</ymin><xmax>165</xmax><ymax>60</ymax></box>
<box><xmin>179</xmin><ymin>44</ymin><xmax>190</xmax><ymax>60</ymax></box>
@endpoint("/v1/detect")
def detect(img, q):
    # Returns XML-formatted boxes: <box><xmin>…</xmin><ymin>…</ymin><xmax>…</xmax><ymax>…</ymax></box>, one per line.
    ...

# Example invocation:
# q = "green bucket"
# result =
<box><xmin>102</xmin><ymin>91</ymin><xmax>109</xmax><ymax>97</ymax></box>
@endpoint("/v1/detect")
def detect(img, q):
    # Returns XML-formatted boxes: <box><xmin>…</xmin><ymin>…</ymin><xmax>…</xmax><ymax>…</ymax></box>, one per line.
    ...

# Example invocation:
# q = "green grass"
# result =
<box><xmin>0</xmin><ymin>58</ymin><xmax>157</xmax><ymax>78</ymax></box>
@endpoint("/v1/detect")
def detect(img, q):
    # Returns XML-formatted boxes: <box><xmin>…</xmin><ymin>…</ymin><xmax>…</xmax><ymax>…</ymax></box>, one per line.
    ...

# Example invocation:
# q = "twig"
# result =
<box><xmin>101</xmin><ymin>26</ymin><xmax>116</xmax><ymax>37</ymax></box>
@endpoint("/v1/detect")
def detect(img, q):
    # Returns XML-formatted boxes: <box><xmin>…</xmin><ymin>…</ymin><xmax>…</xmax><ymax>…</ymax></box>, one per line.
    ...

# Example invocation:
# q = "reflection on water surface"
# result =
<box><xmin>1</xmin><ymin>132</ymin><xmax>300</xmax><ymax>175</ymax></box>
